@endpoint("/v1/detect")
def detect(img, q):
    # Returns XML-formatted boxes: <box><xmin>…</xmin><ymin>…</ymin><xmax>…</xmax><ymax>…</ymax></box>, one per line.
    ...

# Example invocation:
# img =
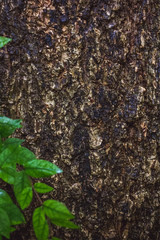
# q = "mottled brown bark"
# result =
<box><xmin>0</xmin><ymin>0</ymin><xmax>160</xmax><ymax>239</ymax></box>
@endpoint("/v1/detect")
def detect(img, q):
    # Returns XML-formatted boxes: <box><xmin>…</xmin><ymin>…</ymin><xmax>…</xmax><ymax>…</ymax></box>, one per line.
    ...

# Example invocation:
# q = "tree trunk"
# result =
<box><xmin>0</xmin><ymin>0</ymin><xmax>160</xmax><ymax>239</ymax></box>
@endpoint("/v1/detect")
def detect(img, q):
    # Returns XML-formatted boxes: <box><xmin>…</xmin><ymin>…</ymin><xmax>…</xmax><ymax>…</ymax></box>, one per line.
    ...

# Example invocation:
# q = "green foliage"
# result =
<box><xmin>0</xmin><ymin>116</ymin><xmax>22</xmax><ymax>138</ymax></box>
<box><xmin>0</xmin><ymin>36</ymin><xmax>78</xmax><ymax>239</ymax></box>
<box><xmin>13</xmin><ymin>171</ymin><xmax>33</xmax><ymax>210</ymax></box>
<box><xmin>33</xmin><ymin>207</ymin><xmax>49</xmax><ymax>240</ymax></box>
<box><xmin>43</xmin><ymin>200</ymin><xmax>79</xmax><ymax>229</ymax></box>
<box><xmin>0</xmin><ymin>115</ymin><xmax>79</xmax><ymax>239</ymax></box>
<box><xmin>34</xmin><ymin>182</ymin><xmax>54</xmax><ymax>194</ymax></box>
<box><xmin>24</xmin><ymin>159</ymin><xmax>62</xmax><ymax>178</ymax></box>
<box><xmin>0</xmin><ymin>189</ymin><xmax>25</xmax><ymax>239</ymax></box>
<box><xmin>0</xmin><ymin>36</ymin><xmax>12</xmax><ymax>48</ymax></box>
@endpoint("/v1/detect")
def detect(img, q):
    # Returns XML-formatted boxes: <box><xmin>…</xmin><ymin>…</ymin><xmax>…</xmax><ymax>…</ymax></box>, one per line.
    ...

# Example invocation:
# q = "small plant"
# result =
<box><xmin>0</xmin><ymin>37</ymin><xmax>79</xmax><ymax>239</ymax></box>
<box><xmin>0</xmin><ymin>36</ymin><xmax>12</xmax><ymax>48</ymax></box>
<box><xmin>0</xmin><ymin>117</ymin><xmax>79</xmax><ymax>240</ymax></box>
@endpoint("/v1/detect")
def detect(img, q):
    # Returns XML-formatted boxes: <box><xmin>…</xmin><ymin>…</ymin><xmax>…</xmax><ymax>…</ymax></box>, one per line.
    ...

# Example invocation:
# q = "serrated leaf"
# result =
<box><xmin>3</xmin><ymin>137</ymin><xmax>24</xmax><ymax>146</ymax></box>
<box><xmin>33</xmin><ymin>206</ymin><xmax>49</xmax><ymax>240</ymax></box>
<box><xmin>7</xmin><ymin>205</ymin><xmax>25</xmax><ymax>225</ymax></box>
<box><xmin>0</xmin><ymin>146</ymin><xmax>19</xmax><ymax>168</ymax></box>
<box><xmin>0</xmin><ymin>36</ymin><xmax>12</xmax><ymax>48</ymax></box>
<box><xmin>0</xmin><ymin>116</ymin><xmax>22</xmax><ymax>138</ymax></box>
<box><xmin>24</xmin><ymin>159</ymin><xmax>62</xmax><ymax>178</ymax></box>
<box><xmin>0</xmin><ymin>189</ymin><xmax>13</xmax><ymax>205</ymax></box>
<box><xmin>0</xmin><ymin>166</ymin><xmax>17</xmax><ymax>184</ymax></box>
<box><xmin>16</xmin><ymin>146</ymin><xmax>36</xmax><ymax>165</ymax></box>
<box><xmin>0</xmin><ymin>203</ymin><xmax>25</xmax><ymax>225</ymax></box>
<box><xmin>43</xmin><ymin>200</ymin><xmax>74</xmax><ymax>220</ymax></box>
<box><xmin>43</xmin><ymin>200</ymin><xmax>79</xmax><ymax>229</ymax></box>
<box><xmin>0</xmin><ymin>138</ymin><xmax>23</xmax><ymax>168</ymax></box>
<box><xmin>3</xmin><ymin>138</ymin><xmax>24</xmax><ymax>151</ymax></box>
<box><xmin>18</xmin><ymin>187</ymin><xmax>33</xmax><ymax>210</ymax></box>
<box><xmin>34</xmin><ymin>182</ymin><xmax>54</xmax><ymax>193</ymax></box>
<box><xmin>50</xmin><ymin>218</ymin><xmax>79</xmax><ymax>229</ymax></box>
<box><xmin>0</xmin><ymin>208</ymin><xmax>11</xmax><ymax>239</ymax></box>
<box><xmin>14</xmin><ymin>171</ymin><xmax>32</xmax><ymax>209</ymax></box>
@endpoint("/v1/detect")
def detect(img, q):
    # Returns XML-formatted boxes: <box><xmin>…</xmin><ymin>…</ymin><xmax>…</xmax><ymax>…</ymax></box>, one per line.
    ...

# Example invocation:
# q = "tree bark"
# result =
<box><xmin>0</xmin><ymin>0</ymin><xmax>160</xmax><ymax>239</ymax></box>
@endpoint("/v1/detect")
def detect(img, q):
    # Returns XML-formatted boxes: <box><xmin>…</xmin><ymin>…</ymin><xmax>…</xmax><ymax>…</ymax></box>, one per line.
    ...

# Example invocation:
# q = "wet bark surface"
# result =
<box><xmin>0</xmin><ymin>0</ymin><xmax>160</xmax><ymax>239</ymax></box>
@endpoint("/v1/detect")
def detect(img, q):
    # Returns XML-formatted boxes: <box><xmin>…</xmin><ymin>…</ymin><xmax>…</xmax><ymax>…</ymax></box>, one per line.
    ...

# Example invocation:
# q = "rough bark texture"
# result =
<box><xmin>0</xmin><ymin>0</ymin><xmax>160</xmax><ymax>239</ymax></box>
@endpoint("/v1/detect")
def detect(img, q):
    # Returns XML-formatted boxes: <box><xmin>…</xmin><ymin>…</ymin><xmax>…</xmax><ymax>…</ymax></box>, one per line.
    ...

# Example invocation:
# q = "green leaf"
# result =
<box><xmin>0</xmin><ymin>208</ymin><xmax>11</xmax><ymax>239</ymax></box>
<box><xmin>52</xmin><ymin>238</ymin><xmax>61</xmax><ymax>240</ymax></box>
<box><xmin>3</xmin><ymin>137</ymin><xmax>24</xmax><ymax>146</ymax></box>
<box><xmin>43</xmin><ymin>200</ymin><xmax>74</xmax><ymax>220</ymax></box>
<box><xmin>0</xmin><ymin>193</ymin><xmax>23</xmax><ymax>230</ymax></box>
<box><xmin>50</xmin><ymin>218</ymin><xmax>79</xmax><ymax>229</ymax></box>
<box><xmin>33</xmin><ymin>206</ymin><xmax>49</xmax><ymax>240</ymax></box>
<box><xmin>7</xmin><ymin>204</ymin><xmax>25</xmax><ymax>225</ymax></box>
<box><xmin>0</xmin><ymin>189</ymin><xmax>13</xmax><ymax>205</ymax></box>
<box><xmin>3</xmin><ymin>138</ymin><xmax>24</xmax><ymax>150</ymax></box>
<box><xmin>0</xmin><ymin>138</ymin><xmax>23</xmax><ymax>168</ymax></box>
<box><xmin>19</xmin><ymin>187</ymin><xmax>33</xmax><ymax>210</ymax></box>
<box><xmin>0</xmin><ymin>145</ymin><xmax>36</xmax><ymax>167</ymax></box>
<box><xmin>0</xmin><ymin>116</ymin><xmax>22</xmax><ymax>138</ymax></box>
<box><xmin>14</xmin><ymin>171</ymin><xmax>32</xmax><ymax>209</ymax></box>
<box><xmin>0</xmin><ymin>36</ymin><xmax>12</xmax><ymax>48</ymax></box>
<box><xmin>0</xmin><ymin>145</ymin><xmax>20</xmax><ymax>168</ymax></box>
<box><xmin>0</xmin><ymin>138</ymin><xmax>3</xmax><ymax>153</ymax></box>
<box><xmin>10</xmin><ymin>227</ymin><xmax>16</xmax><ymax>233</ymax></box>
<box><xmin>0</xmin><ymin>166</ymin><xmax>18</xmax><ymax>184</ymax></box>
<box><xmin>43</xmin><ymin>200</ymin><xmax>79</xmax><ymax>229</ymax></box>
<box><xmin>0</xmin><ymin>203</ymin><xmax>25</xmax><ymax>225</ymax></box>
<box><xmin>24</xmin><ymin>159</ymin><xmax>62</xmax><ymax>178</ymax></box>
<box><xmin>16</xmin><ymin>146</ymin><xmax>36</xmax><ymax>165</ymax></box>
<box><xmin>0</xmin><ymin>149</ymin><xmax>15</xmax><ymax>168</ymax></box>
<box><xmin>34</xmin><ymin>182</ymin><xmax>54</xmax><ymax>193</ymax></box>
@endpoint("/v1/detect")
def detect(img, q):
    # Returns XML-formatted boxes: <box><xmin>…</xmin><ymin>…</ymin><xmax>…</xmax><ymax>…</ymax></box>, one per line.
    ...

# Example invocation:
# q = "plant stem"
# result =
<box><xmin>32</xmin><ymin>181</ymin><xmax>43</xmax><ymax>205</ymax></box>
